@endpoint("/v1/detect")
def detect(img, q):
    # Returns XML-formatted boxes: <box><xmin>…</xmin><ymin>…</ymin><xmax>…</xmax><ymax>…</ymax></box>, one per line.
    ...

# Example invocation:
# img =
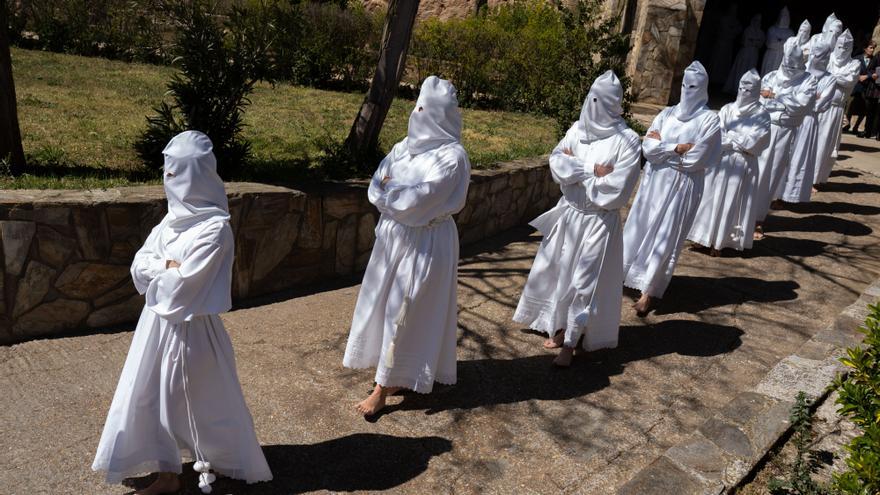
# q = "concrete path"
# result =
<box><xmin>2</xmin><ymin>135</ymin><xmax>880</xmax><ymax>494</ymax></box>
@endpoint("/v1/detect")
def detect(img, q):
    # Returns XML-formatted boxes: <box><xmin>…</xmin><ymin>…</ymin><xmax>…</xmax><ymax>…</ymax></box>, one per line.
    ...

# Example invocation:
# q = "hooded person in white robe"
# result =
<box><xmin>688</xmin><ymin>69</ymin><xmax>771</xmax><ymax>254</ymax></box>
<box><xmin>797</xmin><ymin>20</ymin><xmax>812</xmax><ymax>62</ymax></box>
<box><xmin>815</xmin><ymin>29</ymin><xmax>861</xmax><ymax>186</ymax></box>
<box><xmin>622</xmin><ymin>61</ymin><xmax>722</xmax><ymax>315</ymax></box>
<box><xmin>342</xmin><ymin>76</ymin><xmax>470</xmax><ymax>416</ymax></box>
<box><xmin>782</xmin><ymin>37</ymin><xmax>834</xmax><ymax>204</ymax></box>
<box><xmin>92</xmin><ymin>131</ymin><xmax>272</xmax><ymax>495</ymax></box>
<box><xmin>753</xmin><ymin>37</ymin><xmax>816</xmax><ymax>237</ymax></box>
<box><xmin>808</xmin><ymin>13</ymin><xmax>843</xmax><ymax>59</ymax></box>
<box><xmin>725</xmin><ymin>14</ymin><xmax>765</xmax><ymax>94</ymax></box>
<box><xmin>512</xmin><ymin>71</ymin><xmax>640</xmax><ymax>367</ymax></box>
<box><xmin>762</xmin><ymin>8</ymin><xmax>794</xmax><ymax>77</ymax></box>
<box><xmin>709</xmin><ymin>5</ymin><xmax>743</xmax><ymax>86</ymax></box>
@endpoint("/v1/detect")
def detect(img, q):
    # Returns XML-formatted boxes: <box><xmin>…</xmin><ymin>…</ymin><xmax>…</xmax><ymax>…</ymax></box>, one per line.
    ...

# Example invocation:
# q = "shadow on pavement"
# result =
<box><xmin>126</xmin><ymin>434</ymin><xmax>452</xmax><ymax>494</ymax></box>
<box><xmin>655</xmin><ymin>276</ymin><xmax>799</xmax><ymax>315</ymax></box>
<box><xmin>839</xmin><ymin>142</ymin><xmax>879</xmax><ymax>153</ymax></box>
<box><xmin>763</xmin><ymin>214</ymin><xmax>873</xmax><ymax>236</ymax></box>
<box><xmin>376</xmin><ymin>320</ymin><xmax>742</xmax><ymax>416</ymax></box>
<box><xmin>816</xmin><ymin>182</ymin><xmax>880</xmax><ymax>195</ymax></box>
<box><xmin>744</xmin><ymin>235</ymin><xmax>828</xmax><ymax>258</ymax></box>
<box><xmin>829</xmin><ymin>169</ymin><xmax>861</xmax><ymax>178</ymax></box>
<box><xmin>782</xmin><ymin>201</ymin><xmax>880</xmax><ymax>216</ymax></box>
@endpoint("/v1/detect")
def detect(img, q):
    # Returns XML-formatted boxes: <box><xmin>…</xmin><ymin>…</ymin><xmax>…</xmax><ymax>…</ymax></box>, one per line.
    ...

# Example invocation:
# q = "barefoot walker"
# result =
<box><xmin>687</xmin><ymin>69</ymin><xmax>771</xmax><ymax>254</ymax></box>
<box><xmin>343</xmin><ymin>76</ymin><xmax>471</xmax><ymax>415</ymax></box>
<box><xmin>92</xmin><ymin>131</ymin><xmax>272</xmax><ymax>494</ymax></box>
<box><xmin>622</xmin><ymin>61</ymin><xmax>722</xmax><ymax>315</ymax></box>
<box><xmin>513</xmin><ymin>71</ymin><xmax>641</xmax><ymax>366</ymax></box>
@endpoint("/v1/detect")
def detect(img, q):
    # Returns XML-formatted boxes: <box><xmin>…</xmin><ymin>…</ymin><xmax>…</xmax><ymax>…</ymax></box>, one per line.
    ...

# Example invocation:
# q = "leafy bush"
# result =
<box><xmin>769</xmin><ymin>391</ymin><xmax>828</xmax><ymax>495</ymax></box>
<box><xmin>14</xmin><ymin>0</ymin><xmax>166</xmax><ymax>62</ymax></box>
<box><xmin>134</xmin><ymin>0</ymin><xmax>276</xmax><ymax>178</ymax></box>
<box><xmin>409</xmin><ymin>0</ymin><xmax>635</xmax><ymax>137</ymax></box>
<box><xmin>832</xmin><ymin>302</ymin><xmax>880</xmax><ymax>494</ymax></box>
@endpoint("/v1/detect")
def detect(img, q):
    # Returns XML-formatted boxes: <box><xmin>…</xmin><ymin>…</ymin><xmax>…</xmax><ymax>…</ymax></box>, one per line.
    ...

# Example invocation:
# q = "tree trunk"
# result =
<box><xmin>345</xmin><ymin>0</ymin><xmax>419</xmax><ymax>160</ymax></box>
<box><xmin>0</xmin><ymin>0</ymin><xmax>25</xmax><ymax>175</ymax></box>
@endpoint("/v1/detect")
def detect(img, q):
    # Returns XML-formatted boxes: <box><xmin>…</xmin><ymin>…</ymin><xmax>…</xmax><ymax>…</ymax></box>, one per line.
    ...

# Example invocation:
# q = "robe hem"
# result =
<box><xmin>92</xmin><ymin>458</ymin><xmax>273</xmax><ymax>485</ymax></box>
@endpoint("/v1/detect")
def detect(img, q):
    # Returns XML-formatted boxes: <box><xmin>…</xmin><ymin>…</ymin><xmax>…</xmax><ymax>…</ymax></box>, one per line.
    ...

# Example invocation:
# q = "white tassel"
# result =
<box><xmin>395</xmin><ymin>296</ymin><xmax>411</xmax><ymax>327</ymax></box>
<box><xmin>385</xmin><ymin>342</ymin><xmax>396</xmax><ymax>368</ymax></box>
<box><xmin>198</xmin><ymin>472</ymin><xmax>215</xmax><ymax>493</ymax></box>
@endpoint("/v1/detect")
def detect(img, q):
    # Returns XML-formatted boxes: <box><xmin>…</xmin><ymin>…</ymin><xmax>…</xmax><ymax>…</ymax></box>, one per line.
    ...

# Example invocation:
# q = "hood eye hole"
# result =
<box><xmin>165</xmin><ymin>171</ymin><xmax>175</xmax><ymax>177</ymax></box>
<box><xmin>417</xmin><ymin>106</ymin><xmax>424</xmax><ymax>112</ymax></box>
<box><xmin>592</xmin><ymin>97</ymin><xmax>598</xmax><ymax>102</ymax></box>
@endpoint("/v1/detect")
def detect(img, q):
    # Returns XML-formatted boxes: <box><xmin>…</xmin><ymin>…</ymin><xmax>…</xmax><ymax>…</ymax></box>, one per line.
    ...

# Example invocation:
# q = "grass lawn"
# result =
<box><xmin>5</xmin><ymin>48</ymin><xmax>557</xmax><ymax>189</ymax></box>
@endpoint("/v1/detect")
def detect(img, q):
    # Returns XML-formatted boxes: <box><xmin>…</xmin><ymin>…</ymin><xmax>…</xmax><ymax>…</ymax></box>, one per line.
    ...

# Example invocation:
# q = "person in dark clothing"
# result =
<box><xmin>846</xmin><ymin>41</ymin><xmax>875</xmax><ymax>133</ymax></box>
<box><xmin>861</xmin><ymin>44</ymin><xmax>880</xmax><ymax>139</ymax></box>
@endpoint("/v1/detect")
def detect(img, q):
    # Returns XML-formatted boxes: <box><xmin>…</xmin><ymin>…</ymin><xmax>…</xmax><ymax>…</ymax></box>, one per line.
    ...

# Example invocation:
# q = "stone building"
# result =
<box><xmin>363</xmin><ymin>0</ymin><xmax>880</xmax><ymax>105</ymax></box>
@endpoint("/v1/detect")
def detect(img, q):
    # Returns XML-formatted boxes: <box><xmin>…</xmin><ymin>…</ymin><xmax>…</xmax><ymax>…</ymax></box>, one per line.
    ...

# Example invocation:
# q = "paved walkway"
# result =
<box><xmin>2</xmin><ymin>135</ymin><xmax>880</xmax><ymax>494</ymax></box>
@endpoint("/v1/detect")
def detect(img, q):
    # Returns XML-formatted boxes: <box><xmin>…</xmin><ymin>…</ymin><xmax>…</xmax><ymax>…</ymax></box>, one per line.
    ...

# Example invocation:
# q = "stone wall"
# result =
<box><xmin>0</xmin><ymin>157</ymin><xmax>559</xmax><ymax>344</ymax></box>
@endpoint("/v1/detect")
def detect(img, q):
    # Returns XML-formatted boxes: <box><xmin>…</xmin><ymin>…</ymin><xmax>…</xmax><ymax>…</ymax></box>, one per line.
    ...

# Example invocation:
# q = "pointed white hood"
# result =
<box><xmin>578</xmin><ymin>70</ymin><xmax>627</xmax><ymax>142</ymax></box>
<box><xmin>829</xmin><ymin>29</ymin><xmax>854</xmax><ymax>72</ymax></box>
<box><xmin>796</xmin><ymin>20</ymin><xmax>811</xmax><ymax>47</ymax></box>
<box><xmin>734</xmin><ymin>69</ymin><xmax>762</xmax><ymax>115</ymax></box>
<box><xmin>406</xmin><ymin>76</ymin><xmax>462</xmax><ymax>156</ymax></box>
<box><xmin>807</xmin><ymin>37</ymin><xmax>833</xmax><ymax>76</ymax></box>
<box><xmin>162</xmin><ymin>131</ymin><xmax>230</xmax><ymax>233</ymax></box>
<box><xmin>778</xmin><ymin>37</ymin><xmax>807</xmax><ymax>86</ymax></box>
<box><xmin>673</xmin><ymin>61</ymin><xmax>709</xmax><ymax>121</ymax></box>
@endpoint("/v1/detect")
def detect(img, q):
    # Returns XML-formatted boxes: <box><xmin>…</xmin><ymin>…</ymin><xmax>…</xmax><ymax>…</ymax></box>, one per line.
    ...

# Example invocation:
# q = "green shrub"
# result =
<box><xmin>769</xmin><ymin>391</ymin><xmax>828</xmax><ymax>495</ymax></box>
<box><xmin>409</xmin><ymin>0</ymin><xmax>634</xmax><ymax>137</ymax></box>
<box><xmin>832</xmin><ymin>302</ymin><xmax>880</xmax><ymax>494</ymax></box>
<box><xmin>14</xmin><ymin>0</ymin><xmax>166</xmax><ymax>62</ymax></box>
<box><xmin>135</xmin><ymin>0</ymin><xmax>276</xmax><ymax>178</ymax></box>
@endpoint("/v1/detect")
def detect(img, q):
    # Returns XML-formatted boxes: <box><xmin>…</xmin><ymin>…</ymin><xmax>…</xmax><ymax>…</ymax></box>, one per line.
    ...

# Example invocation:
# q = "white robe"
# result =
<box><xmin>755</xmin><ymin>71</ymin><xmax>816</xmax><ymax>220</ymax></box>
<box><xmin>92</xmin><ymin>217</ymin><xmax>272</xmax><ymax>485</ymax></box>
<box><xmin>622</xmin><ymin>106</ymin><xmax>722</xmax><ymax>298</ymax></box>
<box><xmin>513</xmin><ymin>124</ymin><xmax>640</xmax><ymax>349</ymax></box>
<box><xmin>783</xmin><ymin>72</ymin><xmax>834</xmax><ymax>202</ymax></box>
<box><xmin>688</xmin><ymin>103</ymin><xmax>770</xmax><ymax>251</ymax></box>
<box><xmin>343</xmin><ymin>140</ymin><xmax>470</xmax><ymax>394</ymax></box>
<box><xmin>815</xmin><ymin>58</ymin><xmax>860</xmax><ymax>184</ymax></box>
<box><xmin>725</xmin><ymin>23</ymin><xmax>765</xmax><ymax>94</ymax></box>
<box><xmin>762</xmin><ymin>25</ymin><xmax>794</xmax><ymax>76</ymax></box>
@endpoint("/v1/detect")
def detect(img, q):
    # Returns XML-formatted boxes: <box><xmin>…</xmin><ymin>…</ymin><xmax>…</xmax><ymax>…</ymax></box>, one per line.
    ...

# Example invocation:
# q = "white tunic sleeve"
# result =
<box><xmin>131</xmin><ymin>218</ymin><xmax>169</xmax><ymax>295</ymax></box>
<box><xmin>672</xmin><ymin>112</ymin><xmax>722</xmax><ymax>172</ymax></box>
<box><xmin>368</xmin><ymin>142</ymin><xmax>406</xmax><ymax>214</ymax></box>
<box><xmin>831</xmin><ymin>61</ymin><xmax>860</xmax><ymax>91</ymax></box>
<box><xmin>641</xmin><ymin>108</ymin><xmax>679</xmax><ymax>163</ymax></box>
<box><xmin>372</xmin><ymin>146</ymin><xmax>470</xmax><ymax>227</ymax></box>
<box><xmin>145</xmin><ymin>223</ymin><xmax>232</xmax><ymax>323</ymax></box>
<box><xmin>722</xmin><ymin>106</ymin><xmax>772</xmax><ymax>156</ymax></box>
<box><xmin>583</xmin><ymin>132</ymin><xmax>641</xmax><ymax>210</ymax></box>
<box><xmin>548</xmin><ymin>125</ymin><xmax>588</xmax><ymax>185</ymax></box>
<box><xmin>778</xmin><ymin>77</ymin><xmax>818</xmax><ymax>118</ymax></box>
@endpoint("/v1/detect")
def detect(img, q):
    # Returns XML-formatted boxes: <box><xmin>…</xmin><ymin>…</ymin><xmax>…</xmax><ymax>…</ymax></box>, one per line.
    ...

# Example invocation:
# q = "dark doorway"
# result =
<box><xmin>694</xmin><ymin>1</ymin><xmax>880</xmax><ymax>107</ymax></box>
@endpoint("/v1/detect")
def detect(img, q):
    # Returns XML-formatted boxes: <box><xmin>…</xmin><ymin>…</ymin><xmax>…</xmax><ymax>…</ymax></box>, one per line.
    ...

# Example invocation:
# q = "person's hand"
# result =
<box><xmin>859</xmin><ymin>74</ymin><xmax>868</xmax><ymax>82</ymax></box>
<box><xmin>646</xmin><ymin>130</ymin><xmax>661</xmax><ymax>140</ymax></box>
<box><xmin>381</xmin><ymin>175</ymin><xmax>392</xmax><ymax>188</ymax></box>
<box><xmin>675</xmin><ymin>143</ymin><xmax>694</xmax><ymax>155</ymax></box>
<box><xmin>562</xmin><ymin>147</ymin><xmax>574</xmax><ymax>156</ymax></box>
<box><xmin>873</xmin><ymin>73</ymin><xmax>878</xmax><ymax>80</ymax></box>
<box><xmin>166</xmin><ymin>260</ymin><xmax>181</xmax><ymax>269</ymax></box>
<box><xmin>594</xmin><ymin>163</ymin><xmax>614</xmax><ymax>177</ymax></box>
<box><xmin>760</xmin><ymin>89</ymin><xmax>775</xmax><ymax>98</ymax></box>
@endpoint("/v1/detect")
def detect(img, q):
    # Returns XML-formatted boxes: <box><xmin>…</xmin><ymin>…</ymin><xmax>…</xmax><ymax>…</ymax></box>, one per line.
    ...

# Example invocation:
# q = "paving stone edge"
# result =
<box><xmin>616</xmin><ymin>277</ymin><xmax>880</xmax><ymax>495</ymax></box>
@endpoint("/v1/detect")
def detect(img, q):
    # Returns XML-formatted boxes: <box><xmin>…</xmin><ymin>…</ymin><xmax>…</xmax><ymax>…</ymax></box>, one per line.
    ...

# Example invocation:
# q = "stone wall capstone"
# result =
<box><xmin>0</xmin><ymin>157</ymin><xmax>559</xmax><ymax>344</ymax></box>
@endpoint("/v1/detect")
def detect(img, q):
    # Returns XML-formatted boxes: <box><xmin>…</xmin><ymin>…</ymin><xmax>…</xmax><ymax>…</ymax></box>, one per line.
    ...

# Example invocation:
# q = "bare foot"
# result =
<box><xmin>136</xmin><ymin>473</ymin><xmax>180</xmax><ymax>495</ymax></box>
<box><xmin>355</xmin><ymin>384</ymin><xmax>401</xmax><ymax>416</ymax></box>
<box><xmin>770</xmin><ymin>200</ymin><xmax>784</xmax><ymax>210</ymax></box>
<box><xmin>553</xmin><ymin>347</ymin><xmax>574</xmax><ymax>367</ymax></box>
<box><xmin>543</xmin><ymin>331</ymin><xmax>564</xmax><ymax>349</ymax></box>
<box><xmin>633</xmin><ymin>293</ymin><xmax>655</xmax><ymax>316</ymax></box>
<box><xmin>753</xmin><ymin>225</ymin><xmax>764</xmax><ymax>241</ymax></box>
<box><xmin>812</xmin><ymin>186</ymin><xmax>819</xmax><ymax>193</ymax></box>
<box><xmin>709</xmin><ymin>248</ymin><xmax>721</xmax><ymax>257</ymax></box>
